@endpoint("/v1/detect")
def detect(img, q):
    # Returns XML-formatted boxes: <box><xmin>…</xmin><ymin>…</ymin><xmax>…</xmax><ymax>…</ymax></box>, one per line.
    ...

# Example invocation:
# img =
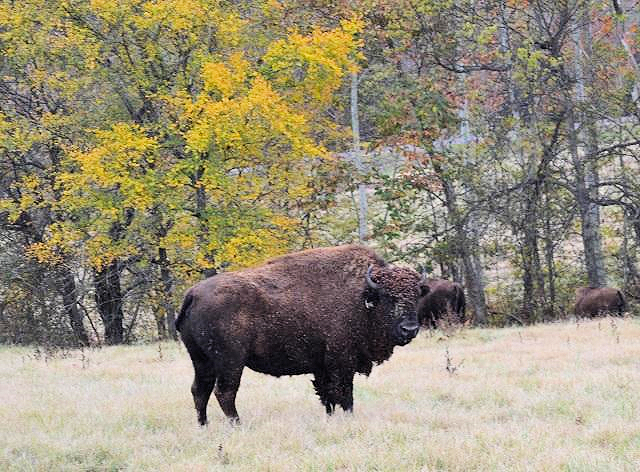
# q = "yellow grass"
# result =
<box><xmin>1</xmin><ymin>318</ymin><xmax>640</xmax><ymax>471</ymax></box>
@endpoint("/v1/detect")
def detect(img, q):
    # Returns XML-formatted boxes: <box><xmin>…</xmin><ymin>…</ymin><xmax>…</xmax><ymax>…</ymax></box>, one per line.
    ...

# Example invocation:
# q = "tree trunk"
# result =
<box><xmin>434</xmin><ymin>161</ymin><xmax>487</xmax><ymax>324</ymax></box>
<box><xmin>520</xmin><ymin>184</ymin><xmax>545</xmax><ymax>323</ymax></box>
<box><xmin>350</xmin><ymin>71</ymin><xmax>368</xmax><ymax>241</ymax></box>
<box><xmin>194</xmin><ymin>164</ymin><xmax>217</xmax><ymax>277</ymax></box>
<box><xmin>567</xmin><ymin>103</ymin><xmax>606</xmax><ymax>287</ymax></box>
<box><xmin>621</xmin><ymin>209</ymin><xmax>638</xmax><ymax>291</ymax></box>
<box><xmin>454</xmin><ymin>91</ymin><xmax>487</xmax><ymax>323</ymax></box>
<box><xmin>59</xmin><ymin>267</ymin><xmax>89</xmax><ymax>346</ymax></box>
<box><xmin>159</xmin><ymin>247</ymin><xmax>177</xmax><ymax>340</ymax></box>
<box><xmin>94</xmin><ymin>260</ymin><xmax>124</xmax><ymax>344</ymax></box>
<box><xmin>463</xmin><ymin>243</ymin><xmax>487</xmax><ymax>324</ymax></box>
<box><xmin>618</xmin><ymin>155</ymin><xmax>639</xmax><ymax>294</ymax></box>
<box><xmin>542</xmin><ymin>183</ymin><xmax>556</xmax><ymax>317</ymax></box>
<box><xmin>571</xmin><ymin>2</ymin><xmax>607</xmax><ymax>287</ymax></box>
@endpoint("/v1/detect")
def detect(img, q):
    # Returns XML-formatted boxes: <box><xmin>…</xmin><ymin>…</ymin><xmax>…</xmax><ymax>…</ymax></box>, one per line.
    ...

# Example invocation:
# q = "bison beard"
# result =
<box><xmin>176</xmin><ymin>245</ymin><xmax>428</xmax><ymax>424</ymax></box>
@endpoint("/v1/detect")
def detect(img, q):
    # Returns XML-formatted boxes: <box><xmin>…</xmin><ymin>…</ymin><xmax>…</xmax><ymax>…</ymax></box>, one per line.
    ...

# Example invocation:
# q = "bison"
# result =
<box><xmin>175</xmin><ymin>244</ymin><xmax>428</xmax><ymax>424</ymax></box>
<box><xmin>574</xmin><ymin>286</ymin><xmax>626</xmax><ymax>318</ymax></box>
<box><xmin>417</xmin><ymin>278</ymin><xmax>466</xmax><ymax>328</ymax></box>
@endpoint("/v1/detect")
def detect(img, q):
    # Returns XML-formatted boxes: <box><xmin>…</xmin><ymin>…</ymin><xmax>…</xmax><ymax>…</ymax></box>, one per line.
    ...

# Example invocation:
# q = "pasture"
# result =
<box><xmin>1</xmin><ymin>318</ymin><xmax>639</xmax><ymax>471</ymax></box>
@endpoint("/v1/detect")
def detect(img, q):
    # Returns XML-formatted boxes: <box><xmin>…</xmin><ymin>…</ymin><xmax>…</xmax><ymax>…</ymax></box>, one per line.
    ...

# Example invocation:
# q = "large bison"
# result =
<box><xmin>574</xmin><ymin>286</ymin><xmax>626</xmax><ymax>318</ymax></box>
<box><xmin>175</xmin><ymin>244</ymin><xmax>428</xmax><ymax>424</ymax></box>
<box><xmin>417</xmin><ymin>278</ymin><xmax>466</xmax><ymax>327</ymax></box>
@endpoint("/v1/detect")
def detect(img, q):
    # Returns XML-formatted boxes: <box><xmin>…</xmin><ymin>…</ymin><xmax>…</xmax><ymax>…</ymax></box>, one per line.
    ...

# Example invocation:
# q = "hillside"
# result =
<box><xmin>1</xmin><ymin>318</ymin><xmax>639</xmax><ymax>471</ymax></box>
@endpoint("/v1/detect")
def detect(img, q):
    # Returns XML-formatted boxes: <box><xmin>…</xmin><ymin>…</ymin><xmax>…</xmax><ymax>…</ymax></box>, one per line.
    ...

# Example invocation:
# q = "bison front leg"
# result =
<box><xmin>214</xmin><ymin>364</ymin><xmax>244</xmax><ymax>424</ymax></box>
<box><xmin>324</xmin><ymin>368</ymin><xmax>355</xmax><ymax>415</ymax></box>
<box><xmin>336</xmin><ymin>371</ymin><xmax>355</xmax><ymax>413</ymax></box>
<box><xmin>312</xmin><ymin>370</ymin><xmax>335</xmax><ymax>414</ymax></box>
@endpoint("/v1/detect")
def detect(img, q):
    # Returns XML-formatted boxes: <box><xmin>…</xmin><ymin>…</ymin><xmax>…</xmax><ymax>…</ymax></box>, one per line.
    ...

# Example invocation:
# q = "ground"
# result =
<box><xmin>1</xmin><ymin>318</ymin><xmax>639</xmax><ymax>471</ymax></box>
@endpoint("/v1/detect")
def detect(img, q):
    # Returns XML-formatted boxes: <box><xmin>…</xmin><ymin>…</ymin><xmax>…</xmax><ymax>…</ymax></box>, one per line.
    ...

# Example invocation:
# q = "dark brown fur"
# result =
<box><xmin>176</xmin><ymin>244</ymin><xmax>428</xmax><ymax>424</ymax></box>
<box><xmin>417</xmin><ymin>278</ymin><xmax>466</xmax><ymax>327</ymax></box>
<box><xmin>574</xmin><ymin>286</ymin><xmax>626</xmax><ymax>318</ymax></box>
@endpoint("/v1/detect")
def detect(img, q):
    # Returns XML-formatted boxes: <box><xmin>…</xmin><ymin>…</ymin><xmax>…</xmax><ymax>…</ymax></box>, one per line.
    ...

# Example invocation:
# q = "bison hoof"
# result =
<box><xmin>228</xmin><ymin>416</ymin><xmax>241</xmax><ymax>426</ymax></box>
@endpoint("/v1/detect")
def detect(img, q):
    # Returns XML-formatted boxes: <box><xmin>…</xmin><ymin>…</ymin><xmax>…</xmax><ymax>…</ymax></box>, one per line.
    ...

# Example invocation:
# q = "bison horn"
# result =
<box><xmin>366</xmin><ymin>265</ymin><xmax>379</xmax><ymax>290</ymax></box>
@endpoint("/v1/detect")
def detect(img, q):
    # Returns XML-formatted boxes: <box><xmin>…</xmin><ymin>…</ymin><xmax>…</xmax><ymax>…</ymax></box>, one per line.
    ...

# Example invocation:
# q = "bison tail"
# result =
<box><xmin>175</xmin><ymin>291</ymin><xmax>194</xmax><ymax>333</ymax></box>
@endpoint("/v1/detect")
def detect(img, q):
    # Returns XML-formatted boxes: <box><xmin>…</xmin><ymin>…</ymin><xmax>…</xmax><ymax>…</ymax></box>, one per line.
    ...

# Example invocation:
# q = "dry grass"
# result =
<box><xmin>1</xmin><ymin>318</ymin><xmax>640</xmax><ymax>471</ymax></box>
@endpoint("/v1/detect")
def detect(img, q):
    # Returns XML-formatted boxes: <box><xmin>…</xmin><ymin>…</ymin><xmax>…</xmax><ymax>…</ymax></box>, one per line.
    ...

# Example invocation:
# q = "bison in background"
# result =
<box><xmin>417</xmin><ymin>278</ymin><xmax>466</xmax><ymax>328</ymax></box>
<box><xmin>176</xmin><ymin>244</ymin><xmax>429</xmax><ymax>424</ymax></box>
<box><xmin>574</xmin><ymin>286</ymin><xmax>626</xmax><ymax>318</ymax></box>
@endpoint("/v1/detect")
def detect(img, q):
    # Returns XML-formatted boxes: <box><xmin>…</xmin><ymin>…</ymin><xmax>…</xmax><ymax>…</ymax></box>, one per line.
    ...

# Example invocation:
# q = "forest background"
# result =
<box><xmin>1</xmin><ymin>0</ymin><xmax>640</xmax><ymax>346</ymax></box>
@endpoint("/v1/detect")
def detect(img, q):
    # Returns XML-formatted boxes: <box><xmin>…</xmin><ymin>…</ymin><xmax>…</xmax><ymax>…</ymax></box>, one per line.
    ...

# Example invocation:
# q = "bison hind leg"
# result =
<box><xmin>191</xmin><ymin>360</ymin><xmax>217</xmax><ymax>426</ymax></box>
<box><xmin>214</xmin><ymin>364</ymin><xmax>244</xmax><ymax>424</ymax></box>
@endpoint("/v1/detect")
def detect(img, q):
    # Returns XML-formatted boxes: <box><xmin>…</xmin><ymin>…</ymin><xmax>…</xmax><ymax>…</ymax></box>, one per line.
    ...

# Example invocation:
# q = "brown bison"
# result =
<box><xmin>417</xmin><ymin>278</ymin><xmax>466</xmax><ymax>328</ymax></box>
<box><xmin>175</xmin><ymin>245</ymin><xmax>428</xmax><ymax>424</ymax></box>
<box><xmin>574</xmin><ymin>286</ymin><xmax>626</xmax><ymax>318</ymax></box>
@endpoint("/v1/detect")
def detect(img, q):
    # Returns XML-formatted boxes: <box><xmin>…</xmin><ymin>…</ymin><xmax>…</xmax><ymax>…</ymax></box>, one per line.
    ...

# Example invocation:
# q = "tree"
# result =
<box><xmin>1</xmin><ymin>0</ymin><xmax>362</xmax><ymax>343</ymax></box>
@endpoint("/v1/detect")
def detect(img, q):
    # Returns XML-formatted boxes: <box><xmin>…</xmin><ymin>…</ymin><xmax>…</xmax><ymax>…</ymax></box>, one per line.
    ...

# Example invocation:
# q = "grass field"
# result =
<box><xmin>1</xmin><ymin>318</ymin><xmax>639</xmax><ymax>471</ymax></box>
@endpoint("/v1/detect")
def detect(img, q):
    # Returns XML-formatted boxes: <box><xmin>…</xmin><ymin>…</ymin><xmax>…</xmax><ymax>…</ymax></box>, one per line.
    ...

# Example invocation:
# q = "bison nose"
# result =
<box><xmin>399</xmin><ymin>321</ymin><xmax>419</xmax><ymax>339</ymax></box>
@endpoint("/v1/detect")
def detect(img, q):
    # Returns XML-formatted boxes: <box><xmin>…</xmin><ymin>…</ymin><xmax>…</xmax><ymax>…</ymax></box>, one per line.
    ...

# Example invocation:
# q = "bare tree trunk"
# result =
<box><xmin>195</xmin><ymin>164</ymin><xmax>217</xmax><ymax>278</ymax></box>
<box><xmin>92</xmin><ymin>212</ymin><xmax>133</xmax><ymax>345</ymax></box>
<box><xmin>572</xmin><ymin>2</ymin><xmax>607</xmax><ymax>287</ymax></box>
<box><xmin>351</xmin><ymin>72</ymin><xmax>368</xmax><ymax>241</ymax></box>
<box><xmin>434</xmin><ymin>161</ymin><xmax>487</xmax><ymax>324</ymax></box>
<box><xmin>520</xmin><ymin>185</ymin><xmax>545</xmax><ymax>323</ymax></box>
<box><xmin>568</xmin><ymin>106</ymin><xmax>606</xmax><ymax>287</ymax></box>
<box><xmin>542</xmin><ymin>183</ymin><xmax>556</xmax><ymax>317</ymax></box>
<box><xmin>465</xmin><ymin>244</ymin><xmax>487</xmax><ymax>324</ymax></box>
<box><xmin>59</xmin><ymin>266</ymin><xmax>89</xmax><ymax>346</ymax></box>
<box><xmin>158</xmin><ymin>247</ymin><xmax>177</xmax><ymax>340</ymax></box>
<box><xmin>428</xmin><ymin>198</ymin><xmax>451</xmax><ymax>279</ymax></box>
<box><xmin>155</xmin><ymin>311</ymin><xmax>166</xmax><ymax>339</ymax></box>
<box><xmin>621</xmin><ymin>210</ymin><xmax>634</xmax><ymax>289</ymax></box>
<box><xmin>94</xmin><ymin>260</ymin><xmax>124</xmax><ymax>344</ymax></box>
<box><xmin>618</xmin><ymin>155</ymin><xmax>639</xmax><ymax>293</ymax></box>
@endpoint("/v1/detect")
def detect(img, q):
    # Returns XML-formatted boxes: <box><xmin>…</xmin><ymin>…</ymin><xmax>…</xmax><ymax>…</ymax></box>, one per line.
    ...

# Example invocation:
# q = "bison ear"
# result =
<box><xmin>363</xmin><ymin>285</ymin><xmax>379</xmax><ymax>309</ymax></box>
<box><xmin>364</xmin><ymin>265</ymin><xmax>381</xmax><ymax>309</ymax></box>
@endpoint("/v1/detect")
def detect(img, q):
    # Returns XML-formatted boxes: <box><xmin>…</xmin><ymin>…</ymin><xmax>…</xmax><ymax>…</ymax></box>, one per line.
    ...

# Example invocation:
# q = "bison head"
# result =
<box><xmin>365</xmin><ymin>265</ymin><xmax>428</xmax><ymax>345</ymax></box>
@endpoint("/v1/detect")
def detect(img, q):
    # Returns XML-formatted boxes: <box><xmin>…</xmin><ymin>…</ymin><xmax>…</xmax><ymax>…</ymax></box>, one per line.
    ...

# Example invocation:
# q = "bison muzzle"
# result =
<box><xmin>175</xmin><ymin>244</ymin><xmax>428</xmax><ymax>424</ymax></box>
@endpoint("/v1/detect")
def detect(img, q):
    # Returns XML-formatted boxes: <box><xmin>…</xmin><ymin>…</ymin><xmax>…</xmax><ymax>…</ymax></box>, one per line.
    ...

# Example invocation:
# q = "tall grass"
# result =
<box><xmin>1</xmin><ymin>318</ymin><xmax>639</xmax><ymax>471</ymax></box>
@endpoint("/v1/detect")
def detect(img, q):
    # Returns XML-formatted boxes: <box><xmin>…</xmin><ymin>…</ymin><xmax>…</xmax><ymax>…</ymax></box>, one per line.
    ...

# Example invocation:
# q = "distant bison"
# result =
<box><xmin>175</xmin><ymin>245</ymin><xmax>428</xmax><ymax>424</ymax></box>
<box><xmin>574</xmin><ymin>286</ymin><xmax>626</xmax><ymax>318</ymax></box>
<box><xmin>417</xmin><ymin>278</ymin><xmax>466</xmax><ymax>328</ymax></box>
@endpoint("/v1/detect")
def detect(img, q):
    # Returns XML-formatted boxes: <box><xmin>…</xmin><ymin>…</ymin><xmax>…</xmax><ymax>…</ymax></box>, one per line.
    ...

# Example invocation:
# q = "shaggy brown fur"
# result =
<box><xmin>176</xmin><ymin>244</ymin><xmax>428</xmax><ymax>424</ymax></box>
<box><xmin>574</xmin><ymin>286</ymin><xmax>626</xmax><ymax>318</ymax></box>
<box><xmin>417</xmin><ymin>278</ymin><xmax>466</xmax><ymax>328</ymax></box>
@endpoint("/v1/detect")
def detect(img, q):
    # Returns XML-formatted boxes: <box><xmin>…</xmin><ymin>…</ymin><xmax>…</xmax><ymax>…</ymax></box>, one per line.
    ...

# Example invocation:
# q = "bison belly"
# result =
<box><xmin>245</xmin><ymin>335</ymin><xmax>323</xmax><ymax>377</ymax></box>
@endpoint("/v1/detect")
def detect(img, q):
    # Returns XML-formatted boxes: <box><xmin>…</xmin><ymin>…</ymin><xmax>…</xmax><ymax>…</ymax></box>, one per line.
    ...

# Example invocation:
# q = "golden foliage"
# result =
<box><xmin>0</xmin><ymin>0</ymin><xmax>360</xmax><ymax>274</ymax></box>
